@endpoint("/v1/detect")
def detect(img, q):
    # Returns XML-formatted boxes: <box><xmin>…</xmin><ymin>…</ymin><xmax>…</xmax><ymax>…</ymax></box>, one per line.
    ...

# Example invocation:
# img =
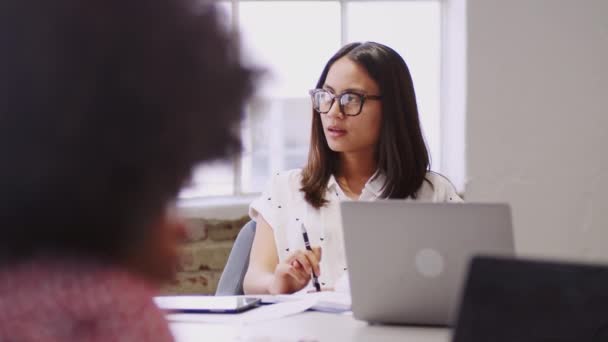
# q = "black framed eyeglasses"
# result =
<box><xmin>309</xmin><ymin>89</ymin><xmax>382</xmax><ymax>116</ymax></box>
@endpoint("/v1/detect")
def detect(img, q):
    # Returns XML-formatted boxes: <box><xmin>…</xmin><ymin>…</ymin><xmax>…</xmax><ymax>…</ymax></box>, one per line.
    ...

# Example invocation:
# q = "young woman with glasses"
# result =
<box><xmin>244</xmin><ymin>42</ymin><xmax>461</xmax><ymax>295</ymax></box>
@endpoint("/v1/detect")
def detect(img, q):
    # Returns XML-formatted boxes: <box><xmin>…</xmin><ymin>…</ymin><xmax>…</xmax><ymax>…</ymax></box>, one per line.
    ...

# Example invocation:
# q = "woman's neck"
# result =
<box><xmin>336</xmin><ymin>151</ymin><xmax>377</xmax><ymax>199</ymax></box>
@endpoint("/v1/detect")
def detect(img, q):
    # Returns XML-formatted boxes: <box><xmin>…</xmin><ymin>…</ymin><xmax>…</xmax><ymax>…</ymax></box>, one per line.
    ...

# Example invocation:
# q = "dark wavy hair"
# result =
<box><xmin>0</xmin><ymin>0</ymin><xmax>255</xmax><ymax>263</ymax></box>
<box><xmin>301</xmin><ymin>42</ymin><xmax>430</xmax><ymax>208</ymax></box>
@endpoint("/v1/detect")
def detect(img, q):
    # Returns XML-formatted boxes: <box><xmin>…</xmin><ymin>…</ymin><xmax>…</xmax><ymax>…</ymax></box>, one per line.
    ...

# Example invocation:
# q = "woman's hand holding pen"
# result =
<box><xmin>268</xmin><ymin>247</ymin><xmax>322</xmax><ymax>294</ymax></box>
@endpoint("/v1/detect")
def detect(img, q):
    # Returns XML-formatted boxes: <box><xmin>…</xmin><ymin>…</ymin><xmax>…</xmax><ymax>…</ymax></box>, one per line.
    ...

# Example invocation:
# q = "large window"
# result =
<box><xmin>180</xmin><ymin>0</ymin><xmax>446</xmax><ymax>198</ymax></box>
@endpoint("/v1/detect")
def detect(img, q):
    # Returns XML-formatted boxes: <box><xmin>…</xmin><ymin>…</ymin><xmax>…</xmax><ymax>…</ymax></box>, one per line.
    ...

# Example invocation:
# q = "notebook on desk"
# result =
<box><xmin>340</xmin><ymin>201</ymin><xmax>514</xmax><ymax>326</ymax></box>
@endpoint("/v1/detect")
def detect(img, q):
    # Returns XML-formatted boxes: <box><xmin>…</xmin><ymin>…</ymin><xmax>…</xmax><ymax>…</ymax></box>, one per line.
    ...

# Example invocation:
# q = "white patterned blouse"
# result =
<box><xmin>249</xmin><ymin>169</ymin><xmax>463</xmax><ymax>291</ymax></box>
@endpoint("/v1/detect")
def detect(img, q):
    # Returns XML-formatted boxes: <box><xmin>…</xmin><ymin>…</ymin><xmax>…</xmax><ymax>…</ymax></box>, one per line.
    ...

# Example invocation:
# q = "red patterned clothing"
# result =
<box><xmin>0</xmin><ymin>259</ymin><xmax>173</xmax><ymax>341</ymax></box>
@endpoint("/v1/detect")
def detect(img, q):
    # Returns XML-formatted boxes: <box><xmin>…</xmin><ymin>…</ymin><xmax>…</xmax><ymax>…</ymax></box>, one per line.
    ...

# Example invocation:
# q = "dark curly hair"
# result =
<box><xmin>0</xmin><ymin>0</ymin><xmax>255</xmax><ymax>264</ymax></box>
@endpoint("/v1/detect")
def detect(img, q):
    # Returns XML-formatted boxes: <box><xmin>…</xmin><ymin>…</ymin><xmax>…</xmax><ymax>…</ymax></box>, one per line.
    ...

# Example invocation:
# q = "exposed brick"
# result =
<box><xmin>177</xmin><ymin>241</ymin><xmax>233</xmax><ymax>272</ymax></box>
<box><xmin>232</xmin><ymin>216</ymin><xmax>250</xmax><ymax>230</ymax></box>
<box><xmin>183</xmin><ymin>218</ymin><xmax>208</xmax><ymax>242</ymax></box>
<box><xmin>169</xmin><ymin>215</ymin><xmax>251</xmax><ymax>294</ymax></box>
<box><xmin>207</xmin><ymin>216</ymin><xmax>249</xmax><ymax>241</ymax></box>
<box><xmin>161</xmin><ymin>270</ymin><xmax>221</xmax><ymax>295</ymax></box>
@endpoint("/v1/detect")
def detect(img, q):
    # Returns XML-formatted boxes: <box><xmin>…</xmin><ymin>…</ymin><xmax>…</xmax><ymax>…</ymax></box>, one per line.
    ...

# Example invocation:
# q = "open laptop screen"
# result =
<box><xmin>452</xmin><ymin>256</ymin><xmax>608</xmax><ymax>342</ymax></box>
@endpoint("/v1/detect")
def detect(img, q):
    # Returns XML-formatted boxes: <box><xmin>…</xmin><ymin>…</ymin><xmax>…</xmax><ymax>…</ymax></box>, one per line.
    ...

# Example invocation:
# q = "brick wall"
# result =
<box><xmin>162</xmin><ymin>197</ymin><xmax>254</xmax><ymax>295</ymax></box>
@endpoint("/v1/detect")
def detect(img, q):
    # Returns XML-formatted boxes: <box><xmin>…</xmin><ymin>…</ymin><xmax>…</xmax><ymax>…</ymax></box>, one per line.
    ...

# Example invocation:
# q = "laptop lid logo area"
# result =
<box><xmin>415</xmin><ymin>248</ymin><xmax>445</xmax><ymax>278</ymax></box>
<box><xmin>340</xmin><ymin>201</ymin><xmax>514</xmax><ymax>326</ymax></box>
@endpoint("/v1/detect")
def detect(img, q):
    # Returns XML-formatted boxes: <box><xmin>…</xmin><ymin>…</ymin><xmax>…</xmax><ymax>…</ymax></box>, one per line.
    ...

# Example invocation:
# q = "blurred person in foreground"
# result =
<box><xmin>0</xmin><ymin>0</ymin><xmax>254</xmax><ymax>340</ymax></box>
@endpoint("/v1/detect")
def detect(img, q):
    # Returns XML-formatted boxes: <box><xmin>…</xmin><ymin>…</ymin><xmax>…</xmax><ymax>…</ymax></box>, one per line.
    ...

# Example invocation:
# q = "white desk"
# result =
<box><xmin>169</xmin><ymin>311</ymin><xmax>451</xmax><ymax>342</ymax></box>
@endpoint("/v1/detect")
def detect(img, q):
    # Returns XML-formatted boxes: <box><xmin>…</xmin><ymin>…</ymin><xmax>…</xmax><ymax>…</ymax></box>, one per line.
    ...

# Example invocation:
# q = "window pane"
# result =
<box><xmin>240</xmin><ymin>97</ymin><xmax>313</xmax><ymax>193</ymax></box>
<box><xmin>180</xmin><ymin>161</ymin><xmax>234</xmax><ymax>198</ymax></box>
<box><xmin>239</xmin><ymin>1</ymin><xmax>341</xmax><ymax>193</ymax></box>
<box><xmin>347</xmin><ymin>1</ymin><xmax>442</xmax><ymax>169</ymax></box>
<box><xmin>181</xmin><ymin>1</ymin><xmax>445</xmax><ymax>198</ymax></box>
<box><xmin>239</xmin><ymin>1</ymin><xmax>340</xmax><ymax>98</ymax></box>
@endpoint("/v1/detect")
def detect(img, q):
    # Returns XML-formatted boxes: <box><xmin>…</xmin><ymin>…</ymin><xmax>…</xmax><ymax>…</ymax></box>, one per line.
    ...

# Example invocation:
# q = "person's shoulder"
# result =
<box><xmin>83</xmin><ymin>265</ymin><xmax>174</xmax><ymax>340</ymax></box>
<box><xmin>250</xmin><ymin>169</ymin><xmax>306</xmax><ymax>223</ymax></box>
<box><xmin>424</xmin><ymin>171</ymin><xmax>456</xmax><ymax>189</ymax></box>
<box><xmin>0</xmin><ymin>259</ymin><xmax>172</xmax><ymax>341</ymax></box>
<box><xmin>268</xmin><ymin>168</ymin><xmax>303</xmax><ymax>190</ymax></box>
<box><xmin>0</xmin><ymin>259</ymin><xmax>157</xmax><ymax>319</ymax></box>
<box><xmin>255</xmin><ymin>168</ymin><xmax>305</xmax><ymax>204</ymax></box>
<box><xmin>277</xmin><ymin>168</ymin><xmax>303</xmax><ymax>182</ymax></box>
<box><xmin>419</xmin><ymin>171</ymin><xmax>462</xmax><ymax>202</ymax></box>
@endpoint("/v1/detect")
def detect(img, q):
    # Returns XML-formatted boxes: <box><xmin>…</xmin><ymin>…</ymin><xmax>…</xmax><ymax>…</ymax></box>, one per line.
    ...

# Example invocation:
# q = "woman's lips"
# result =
<box><xmin>327</xmin><ymin>126</ymin><xmax>347</xmax><ymax>138</ymax></box>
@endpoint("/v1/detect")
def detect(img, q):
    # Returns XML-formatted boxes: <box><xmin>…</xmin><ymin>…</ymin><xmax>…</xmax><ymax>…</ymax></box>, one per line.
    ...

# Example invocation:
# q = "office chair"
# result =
<box><xmin>215</xmin><ymin>220</ymin><xmax>256</xmax><ymax>295</ymax></box>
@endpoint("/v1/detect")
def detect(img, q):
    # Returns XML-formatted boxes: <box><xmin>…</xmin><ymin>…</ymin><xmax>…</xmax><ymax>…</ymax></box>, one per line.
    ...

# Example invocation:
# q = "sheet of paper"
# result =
<box><xmin>165</xmin><ymin>296</ymin><xmax>318</xmax><ymax>324</ymax></box>
<box><xmin>252</xmin><ymin>291</ymin><xmax>352</xmax><ymax>313</ymax></box>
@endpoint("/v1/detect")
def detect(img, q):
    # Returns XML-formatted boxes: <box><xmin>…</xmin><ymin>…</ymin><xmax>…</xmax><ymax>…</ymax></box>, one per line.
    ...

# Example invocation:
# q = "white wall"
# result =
<box><xmin>440</xmin><ymin>0</ymin><xmax>467</xmax><ymax>193</ymax></box>
<box><xmin>466</xmin><ymin>0</ymin><xmax>608</xmax><ymax>261</ymax></box>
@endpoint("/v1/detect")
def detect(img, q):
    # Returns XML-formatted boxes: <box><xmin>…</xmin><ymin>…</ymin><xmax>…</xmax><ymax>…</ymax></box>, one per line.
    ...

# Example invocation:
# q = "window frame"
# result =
<box><xmin>188</xmin><ymin>0</ymin><xmax>464</xmax><ymax>199</ymax></box>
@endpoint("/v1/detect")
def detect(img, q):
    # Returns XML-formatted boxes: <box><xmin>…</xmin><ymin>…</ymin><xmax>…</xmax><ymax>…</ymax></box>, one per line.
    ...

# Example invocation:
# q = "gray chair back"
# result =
<box><xmin>215</xmin><ymin>220</ymin><xmax>256</xmax><ymax>295</ymax></box>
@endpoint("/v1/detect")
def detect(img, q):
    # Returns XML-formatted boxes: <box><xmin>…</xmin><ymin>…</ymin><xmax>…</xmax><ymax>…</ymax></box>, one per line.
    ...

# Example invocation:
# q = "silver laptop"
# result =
<box><xmin>340</xmin><ymin>201</ymin><xmax>514</xmax><ymax>326</ymax></box>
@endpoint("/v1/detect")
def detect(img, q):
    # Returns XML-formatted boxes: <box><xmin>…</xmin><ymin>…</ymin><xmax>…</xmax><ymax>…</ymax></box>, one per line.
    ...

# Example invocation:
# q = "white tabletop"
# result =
<box><xmin>169</xmin><ymin>311</ymin><xmax>451</xmax><ymax>342</ymax></box>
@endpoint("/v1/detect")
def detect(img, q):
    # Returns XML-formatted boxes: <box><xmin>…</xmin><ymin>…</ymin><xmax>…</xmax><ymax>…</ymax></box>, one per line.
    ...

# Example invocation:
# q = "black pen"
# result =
<box><xmin>300</xmin><ymin>223</ymin><xmax>321</xmax><ymax>292</ymax></box>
